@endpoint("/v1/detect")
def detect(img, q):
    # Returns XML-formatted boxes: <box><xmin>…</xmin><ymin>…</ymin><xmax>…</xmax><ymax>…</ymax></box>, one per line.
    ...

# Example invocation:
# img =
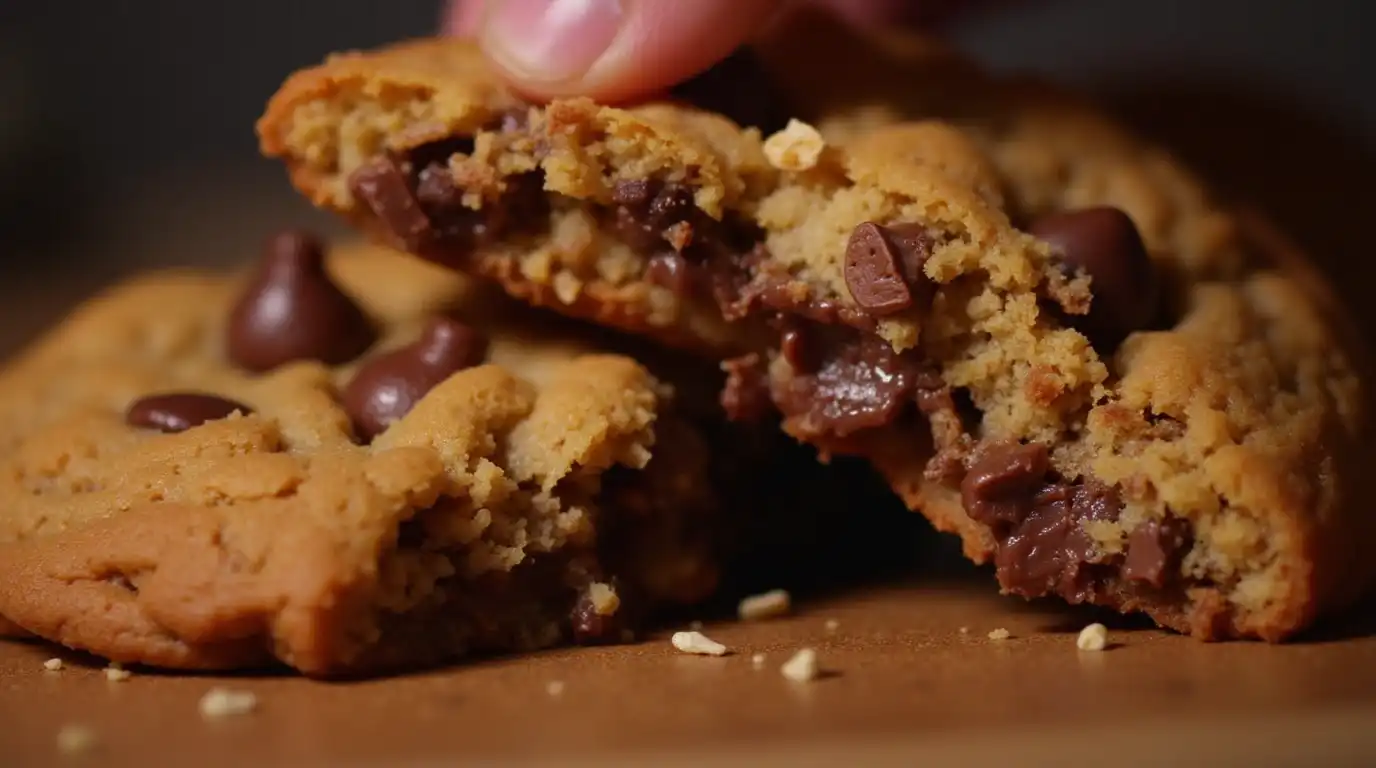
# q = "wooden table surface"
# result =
<box><xmin>1</xmin><ymin>578</ymin><xmax>1374</xmax><ymax>766</ymax></box>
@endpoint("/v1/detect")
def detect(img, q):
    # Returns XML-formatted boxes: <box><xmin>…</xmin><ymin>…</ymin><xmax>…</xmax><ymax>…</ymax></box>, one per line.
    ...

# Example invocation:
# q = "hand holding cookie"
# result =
<box><xmin>444</xmin><ymin>0</ymin><xmax>978</xmax><ymax>101</ymax></box>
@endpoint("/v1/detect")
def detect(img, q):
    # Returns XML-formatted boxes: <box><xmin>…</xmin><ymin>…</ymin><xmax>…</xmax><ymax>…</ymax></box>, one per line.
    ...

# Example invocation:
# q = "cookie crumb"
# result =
<box><xmin>824</xmin><ymin>619</ymin><xmax>839</xmax><ymax>632</ymax></box>
<box><xmin>764</xmin><ymin>119</ymin><xmax>825</xmax><ymax>171</ymax></box>
<box><xmin>56</xmin><ymin>725</ymin><xmax>97</xmax><ymax>755</ymax></box>
<box><xmin>688</xmin><ymin>620</ymin><xmax>704</xmax><ymax>631</ymax></box>
<box><xmin>586</xmin><ymin>581</ymin><xmax>621</xmax><ymax>616</ymax></box>
<box><xmin>780</xmin><ymin>648</ymin><xmax>820</xmax><ymax>682</ymax></box>
<box><xmin>104</xmin><ymin>663</ymin><xmax>132</xmax><ymax>682</ymax></box>
<box><xmin>1076</xmin><ymin>623</ymin><xmax>1109</xmax><ymax>651</ymax></box>
<box><xmin>199</xmin><ymin>688</ymin><xmax>258</xmax><ymax>719</ymax></box>
<box><xmin>546</xmin><ymin>681</ymin><xmax>566</xmax><ymax>697</ymax></box>
<box><xmin>751</xmin><ymin>653</ymin><xmax>767</xmax><ymax>670</ymax></box>
<box><xmin>43</xmin><ymin>658</ymin><xmax>64</xmax><ymax>672</ymax></box>
<box><xmin>737</xmin><ymin>589</ymin><xmax>791</xmax><ymax>621</ymax></box>
<box><xmin>987</xmin><ymin>628</ymin><xmax>1011</xmax><ymax>641</ymax></box>
<box><xmin>671</xmin><ymin>630</ymin><xmax>728</xmax><ymax>656</ymax></box>
<box><xmin>958</xmin><ymin>626</ymin><xmax>970</xmax><ymax>635</ymax></box>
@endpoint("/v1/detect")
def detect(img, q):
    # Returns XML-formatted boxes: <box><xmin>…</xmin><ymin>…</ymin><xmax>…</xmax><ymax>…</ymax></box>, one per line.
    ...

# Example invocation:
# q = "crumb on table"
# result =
<box><xmin>199</xmin><ymin>688</ymin><xmax>258</xmax><ymax>719</ymax></box>
<box><xmin>43</xmin><ymin>658</ymin><xmax>64</xmax><ymax>672</ymax></box>
<box><xmin>104</xmin><ymin>663</ymin><xmax>132</xmax><ymax>682</ymax></box>
<box><xmin>737</xmin><ymin>589</ymin><xmax>792</xmax><ymax>621</ymax></box>
<box><xmin>781</xmin><ymin>648</ymin><xmax>820</xmax><ymax>682</ymax></box>
<box><xmin>987</xmin><ymin>628</ymin><xmax>1012</xmax><ymax>641</ymax></box>
<box><xmin>671</xmin><ymin>630</ymin><xmax>729</xmax><ymax>656</ymax></box>
<box><xmin>56</xmin><ymin>725</ymin><xmax>97</xmax><ymax>755</ymax></box>
<box><xmin>1076</xmin><ymin>623</ymin><xmax>1109</xmax><ymax>651</ymax></box>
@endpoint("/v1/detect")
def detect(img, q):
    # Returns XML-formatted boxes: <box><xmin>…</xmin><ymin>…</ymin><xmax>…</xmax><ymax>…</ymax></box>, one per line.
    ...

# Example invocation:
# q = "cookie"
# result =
<box><xmin>256</xmin><ymin>30</ymin><xmax>1372</xmax><ymax>640</ymax></box>
<box><xmin>0</xmin><ymin>234</ymin><xmax>742</xmax><ymax>676</ymax></box>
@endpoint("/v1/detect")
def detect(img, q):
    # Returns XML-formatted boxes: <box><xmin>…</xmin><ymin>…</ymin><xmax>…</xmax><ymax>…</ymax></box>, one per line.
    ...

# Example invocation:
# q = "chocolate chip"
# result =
<box><xmin>1123</xmin><ymin>518</ymin><xmax>1192</xmax><ymax>587</ymax></box>
<box><xmin>843</xmin><ymin>222</ymin><xmax>933</xmax><ymax>316</ymax></box>
<box><xmin>960</xmin><ymin>442</ymin><xmax>1051</xmax><ymax>526</ymax></box>
<box><xmin>1030</xmin><ymin>207</ymin><xmax>1160</xmax><ymax>350</ymax></box>
<box><xmin>349</xmin><ymin>157</ymin><xmax>433</xmax><ymax>246</ymax></box>
<box><xmin>125</xmin><ymin>393</ymin><xmax>252</xmax><ymax>434</ymax></box>
<box><xmin>226</xmin><ymin>231</ymin><xmax>377</xmax><ymax>373</ymax></box>
<box><xmin>341</xmin><ymin>317</ymin><xmax>489</xmax><ymax>440</ymax></box>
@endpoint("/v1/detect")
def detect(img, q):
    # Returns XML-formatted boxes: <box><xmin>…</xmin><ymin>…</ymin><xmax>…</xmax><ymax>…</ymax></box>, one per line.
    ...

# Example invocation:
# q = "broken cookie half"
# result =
<box><xmin>258</xmin><ymin>37</ymin><xmax>1373</xmax><ymax>641</ymax></box>
<box><xmin>0</xmin><ymin>236</ymin><xmax>801</xmax><ymax>676</ymax></box>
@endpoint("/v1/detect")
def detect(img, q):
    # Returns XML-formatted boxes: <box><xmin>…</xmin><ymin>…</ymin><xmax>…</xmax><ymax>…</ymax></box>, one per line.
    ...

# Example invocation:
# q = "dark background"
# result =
<box><xmin>1</xmin><ymin>0</ymin><xmax>1373</xmax><ymax>355</ymax></box>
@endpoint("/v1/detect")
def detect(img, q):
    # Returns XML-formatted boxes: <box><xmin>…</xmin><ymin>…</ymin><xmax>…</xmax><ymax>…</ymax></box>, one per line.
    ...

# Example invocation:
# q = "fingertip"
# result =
<box><xmin>481</xmin><ymin>0</ymin><xmax>782</xmax><ymax>103</ymax></box>
<box><xmin>443</xmin><ymin>0</ymin><xmax>486</xmax><ymax>38</ymax></box>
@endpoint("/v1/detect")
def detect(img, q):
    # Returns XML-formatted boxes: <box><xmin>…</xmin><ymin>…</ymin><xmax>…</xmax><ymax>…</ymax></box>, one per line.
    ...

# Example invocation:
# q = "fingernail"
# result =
<box><xmin>482</xmin><ymin>0</ymin><xmax>625</xmax><ymax>84</ymax></box>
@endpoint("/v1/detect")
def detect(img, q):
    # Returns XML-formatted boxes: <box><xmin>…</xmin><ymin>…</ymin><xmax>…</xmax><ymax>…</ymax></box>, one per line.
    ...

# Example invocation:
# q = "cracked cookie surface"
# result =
<box><xmin>0</xmin><ymin>238</ymin><xmax>729</xmax><ymax>675</ymax></box>
<box><xmin>259</xmin><ymin>28</ymin><xmax>1372</xmax><ymax>640</ymax></box>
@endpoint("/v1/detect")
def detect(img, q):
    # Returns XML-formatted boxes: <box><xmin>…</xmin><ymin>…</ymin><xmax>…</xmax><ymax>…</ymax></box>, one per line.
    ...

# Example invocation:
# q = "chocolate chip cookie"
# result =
<box><xmin>257</xmin><ymin>27</ymin><xmax>1373</xmax><ymax>641</ymax></box>
<box><xmin>0</xmin><ymin>234</ymin><xmax>745</xmax><ymax>676</ymax></box>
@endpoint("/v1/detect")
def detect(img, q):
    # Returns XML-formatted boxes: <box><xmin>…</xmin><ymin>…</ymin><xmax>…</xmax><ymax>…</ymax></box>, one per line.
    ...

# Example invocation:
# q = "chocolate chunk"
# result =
<box><xmin>125</xmin><ymin>393</ymin><xmax>252</xmax><ymax>434</ymax></box>
<box><xmin>669</xmin><ymin>48</ymin><xmax>792</xmax><ymax>135</ymax></box>
<box><xmin>611</xmin><ymin>180</ymin><xmax>696</xmax><ymax>256</ymax></box>
<box><xmin>226</xmin><ymin>231</ymin><xmax>377</xmax><ymax>373</ymax></box>
<box><xmin>961</xmin><ymin>442</ymin><xmax>1141</xmax><ymax>603</ymax></box>
<box><xmin>1030</xmin><ymin>207</ymin><xmax>1160</xmax><ymax>350</ymax></box>
<box><xmin>844</xmin><ymin>223</ymin><xmax>915</xmax><ymax>315</ymax></box>
<box><xmin>644</xmin><ymin>253</ymin><xmax>691</xmax><ymax>294</ymax></box>
<box><xmin>569</xmin><ymin>580</ymin><xmax>634</xmax><ymax>645</ymax></box>
<box><xmin>349</xmin><ymin>157</ymin><xmax>433</xmax><ymax>246</ymax></box>
<box><xmin>730</xmin><ymin>271</ymin><xmax>877</xmax><ymax>331</ymax></box>
<box><xmin>996</xmin><ymin>481</ymin><xmax>1121</xmax><ymax>601</ymax></box>
<box><xmin>1123</xmin><ymin>518</ymin><xmax>1192</xmax><ymax>587</ymax></box>
<box><xmin>414</xmin><ymin>163</ymin><xmax>464</xmax><ymax>210</ymax></box>
<box><xmin>341</xmin><ymin>317</ymin><xmax>489</xmax><ymax>440</ymax></box>
<box><xmin>720</xmin><ymin>354</ymin><xmax>772</xmax><ymax>422</ymax></box>
<box><xmin>773</xmin><ymin>335</ymin><xmax>922</xmax><ymax>438</ymax></box>
<box><xmin>778</xmin><ymin>322</ymin><xmax>819</xmax><ymax>374</ymax></box>
<box><xmin>960</xmin><ymin>442</ymin><xmax>1051</xmax><ymax>526</ymax></box>
<box><xmin>612</xmin><ymin>179</ymin><xmax>652</xmax><ymax>207</ymax></box>
<box><xmin>842</xmin><ymin>222</ymin><xmax>933</xmax><ymax>316</ymax></box>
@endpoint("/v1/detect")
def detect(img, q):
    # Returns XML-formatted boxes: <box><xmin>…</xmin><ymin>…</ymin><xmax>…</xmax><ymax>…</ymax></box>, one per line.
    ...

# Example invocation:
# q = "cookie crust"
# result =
<box><xmin>0</xmin><ymin>244</ymin><xmax>727</xmax><ymax>675</ymax></box>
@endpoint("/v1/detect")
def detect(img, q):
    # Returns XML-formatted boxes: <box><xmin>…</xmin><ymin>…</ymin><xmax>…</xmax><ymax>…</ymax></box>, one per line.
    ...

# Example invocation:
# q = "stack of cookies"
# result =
<box><xmin>1</xmin><ymin>14</ymin><xmax>1370</xmax><ymax>677</ymax></box>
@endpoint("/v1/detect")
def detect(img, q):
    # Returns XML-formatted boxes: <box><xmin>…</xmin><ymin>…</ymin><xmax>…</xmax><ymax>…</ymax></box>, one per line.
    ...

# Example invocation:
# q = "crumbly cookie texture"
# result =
<box><xmin>258</xmin><ymin>31</ymin><xmax>1372</xmax><ymax>641</ymax></box>
<box><xmin>0</xmin><ymin>238</ymin><xmax>728</xmax><ymax>676</ymax></box>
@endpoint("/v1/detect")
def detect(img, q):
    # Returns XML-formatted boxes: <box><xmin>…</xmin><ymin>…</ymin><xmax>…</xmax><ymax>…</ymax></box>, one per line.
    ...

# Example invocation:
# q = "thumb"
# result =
<box><xmin>477</xmin><ymin>0</ymin><xmax>783</xmax><ymax>103</ymax></box>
